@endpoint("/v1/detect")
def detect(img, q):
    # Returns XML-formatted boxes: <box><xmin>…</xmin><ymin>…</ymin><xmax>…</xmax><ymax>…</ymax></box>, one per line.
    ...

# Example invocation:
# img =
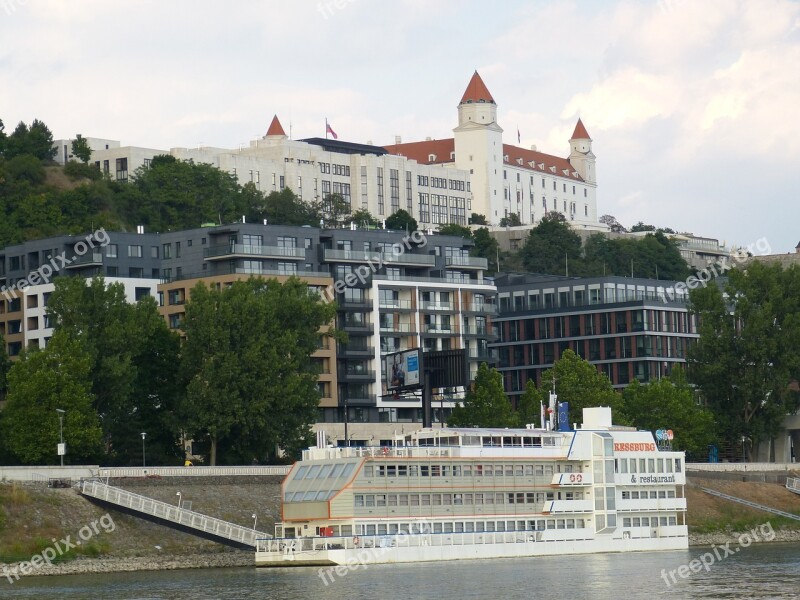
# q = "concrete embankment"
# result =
<box><xmin>2</xmin><ymin>472</ymin><xmax>800</xmax><ymax>578</ymax></box>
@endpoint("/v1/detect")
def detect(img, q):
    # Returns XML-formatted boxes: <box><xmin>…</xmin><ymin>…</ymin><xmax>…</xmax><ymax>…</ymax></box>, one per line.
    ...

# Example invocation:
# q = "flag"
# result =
<box><xmin>517</xmin><ymin>128</ymin><xmax>521</xmax><ymax>144</ymax></box>
<box><xmin>326</xmin><ymin>119</ymin><xmax>338</xmax><ymax>140</ymax></box>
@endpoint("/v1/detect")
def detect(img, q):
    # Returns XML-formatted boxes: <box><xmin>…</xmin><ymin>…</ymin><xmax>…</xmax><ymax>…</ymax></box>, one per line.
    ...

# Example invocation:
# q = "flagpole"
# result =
<box><xmin>325</xmin><ymin>118</ymin><xmax>328</xmax><ymax>140</ymax></box>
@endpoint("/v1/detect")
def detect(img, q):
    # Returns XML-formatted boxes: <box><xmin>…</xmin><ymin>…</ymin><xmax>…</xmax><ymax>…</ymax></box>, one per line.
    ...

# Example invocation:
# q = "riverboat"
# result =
<box><xmin>255</xmin><ymin>406</ymin><xmax>688</xmax><ymax>566</ymax></box>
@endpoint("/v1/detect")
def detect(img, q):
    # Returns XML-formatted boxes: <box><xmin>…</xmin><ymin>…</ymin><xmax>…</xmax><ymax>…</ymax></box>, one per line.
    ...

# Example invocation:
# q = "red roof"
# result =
<box><xmin>570</xmin><ymin>118</ymin><xmax>591</xmax><ymax>140</ymax></box>
<box><xmin>384</xmin><ymin>138</ymin><xmax>455</xmax><ymax>165</ymax></box>
<box><xmin>460</xmin><ymin>71</ymin><xmax>494</xmax><ymax>104</ymax></box>
<box><xmin>266</xmin><ymin>115</ymin><xmax>286</xmax><ymax>136</ymax></box>
<box><xmin>384</xmin><ymin>137</ymin><xmax>583</xmax><ymax>181</ymax></box>
<box><xmin>502</xmin><ymin>144</ymin><xmax>583</xmax><ymax>181</ymax></box>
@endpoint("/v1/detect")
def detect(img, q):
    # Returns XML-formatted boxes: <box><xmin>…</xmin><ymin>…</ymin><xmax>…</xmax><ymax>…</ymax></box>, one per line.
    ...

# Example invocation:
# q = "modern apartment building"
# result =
<box><xmin>1</xmin><ymin>224</ymin><xmax>498</xmax><ymax>443</ymax></box>
<box><xmin>490</xmin><ymin>273</ymin><xmax>699</xmax><ymax>402</ymax></box>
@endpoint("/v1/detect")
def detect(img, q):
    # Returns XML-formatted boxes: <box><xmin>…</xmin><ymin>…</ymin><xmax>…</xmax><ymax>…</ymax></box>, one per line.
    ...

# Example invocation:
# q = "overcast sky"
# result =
<box><xmin>1</xmin><ymin>0</ymin><xmax>798</xmax><ymax>252</ymax></box>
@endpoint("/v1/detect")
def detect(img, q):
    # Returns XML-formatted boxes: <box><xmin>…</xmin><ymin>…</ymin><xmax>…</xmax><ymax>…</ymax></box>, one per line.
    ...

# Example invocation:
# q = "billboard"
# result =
<box><xmin>384</xmin><ymin>349</ymin><xmax>422</xmax><ymax>392</ymax></box>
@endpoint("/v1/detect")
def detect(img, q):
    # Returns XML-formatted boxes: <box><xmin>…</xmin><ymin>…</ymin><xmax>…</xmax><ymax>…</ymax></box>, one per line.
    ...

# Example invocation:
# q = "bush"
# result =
<box><xmin>64</xmin><ymin>160</ymin><xmax>102</xmax><ymax>181</ymax></box>
<box><xmin>5</xmin><ymin>154</ymin><xmax>45</xmax><ymax>185</ymax></box>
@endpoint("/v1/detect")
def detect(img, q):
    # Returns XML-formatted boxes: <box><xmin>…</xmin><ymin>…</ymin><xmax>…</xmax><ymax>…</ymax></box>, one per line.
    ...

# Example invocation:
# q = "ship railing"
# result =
<box><xmin>303</xmin><ymin>447</ymin><xmax>454</xmax><ymax>460</ymax></box>
<box><xmin>255</xmin><ymin>529</ymin><xmax>591</xmax><ymax>553</ymax></box>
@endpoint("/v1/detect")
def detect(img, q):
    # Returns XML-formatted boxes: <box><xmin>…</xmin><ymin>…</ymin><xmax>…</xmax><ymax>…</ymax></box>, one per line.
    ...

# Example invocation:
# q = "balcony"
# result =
<box><xmin>379</xmin><ymin>322</ymin><xmax>415</xmax><ymax>334</ymax></box>
<box><xmin>323</xmin><ymin>249</ymin><xmax>436</xmax><ymax>267</ymax></box>
<box><xmin>466</xmin><ymin>303</ymin><xmax>498</xmax><ymax>314</ymax></box>
<box><xmin>445</xmin><ymin>256</ymin><xmax>488</xmax><ymax>270</ymax></box>
<box><xmin>204</xmin><ymin>244</ymin><xmax>306</xmax><ymax>261</ymax></box>
<box><xmin>421</xmin><ymin>301</ymin><xmax>454</xmax><ymax>312</ymax></box>
<box><xmin>338</xmin><ymin>368</ymin><xmax>376</xmax><ymax>382</ymax></box>
<box><xmin>424</xmin><ymin>325</ymin><xmax>454</xmax><ymax>335</ymax></box>
<box><xmin>468</xmin><ymin>350</ymin><xmax>498</xmax><ymax>363</ymax></box>
<box><xmin>339</xmin><ymin>297</ymin><xmax>372</xmax><ymax>310</ymax></box>
<box><xmin>379</xmin><ymin>299</ymin><xmax>413</xmax><ymax>310</ymax></box>
<box><xmin>66</xmin><ymin>251</ymin><xmax>104</xmax><ymax>269</ymax></box>
<box><xmin>463</xmin><ymin>327</ymin><xmax>499</xmax><ymax>340</ymax></box>
<box><xmin>341</xmin><ymin>320</ymin><xmax>372</xmax><ymax>333</ymax></box>
<box><xmin>338</xmin><ymin>345</ymin><xmax>375</xmax><ymax>358</ymax></box>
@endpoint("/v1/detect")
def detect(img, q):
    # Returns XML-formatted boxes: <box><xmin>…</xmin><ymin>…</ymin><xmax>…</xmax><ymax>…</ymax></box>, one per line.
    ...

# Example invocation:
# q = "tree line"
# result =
<box><xmin>0</xmin><ymin>276</ymin><xmax>336</xmax><ymax>466</ymax></box>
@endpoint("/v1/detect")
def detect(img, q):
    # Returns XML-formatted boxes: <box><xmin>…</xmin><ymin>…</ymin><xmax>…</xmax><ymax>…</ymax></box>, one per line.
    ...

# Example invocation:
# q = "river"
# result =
<box><xmin>4</xmin><ymin>542</ymin><xmax>799</xmax><ymax>599</ymax></box>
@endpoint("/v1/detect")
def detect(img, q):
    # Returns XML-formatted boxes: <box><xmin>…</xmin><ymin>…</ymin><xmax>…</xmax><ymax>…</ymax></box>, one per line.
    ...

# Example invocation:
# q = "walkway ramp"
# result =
<box><xmin>787</xmin><ymin>477</ymin><xmax>800</xmax><ymax>496</ymax></box>
<box><xmin>699</xmin><ymin>486</ymin><xmax>800</xmax><ymax>521</ymax></box>
<box><xmin>80</xmin><ymin>479</ymin><xmax>269</xmax><ymax>548</ymax></box>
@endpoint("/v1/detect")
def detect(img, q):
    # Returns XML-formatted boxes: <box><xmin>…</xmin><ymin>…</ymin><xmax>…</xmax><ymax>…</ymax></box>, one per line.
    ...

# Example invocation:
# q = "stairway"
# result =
<box><xmin>699</xmin><ymin>486</ymin><xmax>800</xmax><ymax>521</ymax></box>
<box><xmin>80</xmin><ymin>479</ymin><xmax>269</xmax><ymax>548</ymax></box>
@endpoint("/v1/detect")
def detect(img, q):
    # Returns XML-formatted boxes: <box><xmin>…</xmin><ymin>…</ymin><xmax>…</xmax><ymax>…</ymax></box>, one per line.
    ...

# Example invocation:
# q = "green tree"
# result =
<box><xmin>46</xmin><ymin>277</ymin><xmax>182</xmax><ymax>465</ymax></box>
<box><xmin>5</xmin><ymin>119</ymin><xmax>57</xmax><ymax>161</ymax></box>
<box><xmin>179</xmin><ymin>277</ymin><xmax>338</xmax><ymax>464</ymax></box>
<box><xmin>1</xmin><ymin>333</ymin><xmax>102</xmax><ymax>464</ymax></box>
<box><xmin>258</xmin><ymin>188</ymin><xmax>319</xmax><ymax>227</ymax></box>
<box><xmin>629</xmin><ymin>221</ymin><xmax>655</xmax><ymax>232</ymax></box>
<box><xmin>448</xmin><ymin>363</ymin><xmax>518</xmax><ymax>428</ymax></box>
<box><xmin>470</xmin><ymin>213</ymin><xmax>487</xmax><ymax>225</ymax></box>
<box><xmin>385</xmin><ymin>209</ymin><xmax>418</xmax><ymax>233</ymax></box>
<box><xmin>0</xmin><ymin>118</ymin><xmax>6</xmax><ymax>157</ymax></box>
<box><xmin>499</xmin><ymin>213</ymin><xmax>522</xmax><ymax>227</ymax></box>
<box><xmin>517</xmin><ymin>379</ymin><xmax>542</xmax><ymax>427</ymax></box>
<box><xmin>319</xmin><ymin>193</ymin><xmax>351</xmax><ymax>227</ymax></box>
<box><xmin>348</xmin><ymin>208</ymin><xmax>380</xmax><ymax>228</ymax></box>
<box><xmin>539</xmin><ymin>349</ymin><xmax>625</xmax><ymax>426</ymax></box>
<box><xmin>688</xmin><ymin>262</ymin><xmax>800</xmax><ymax>460</ymax></box>
<box><xmin>438</xmin><ymin>223</ymin><xmax>472</xmax><ymax>238</ymax></box>
<box><xmin>5</xmin><ymin>154</ymin><xmax>45</xmax><ymax>185</ymax></box>
<box><xmin>519</xmin><ymin>212</ymin><xmax>581</xmax><ymax>275</ymax></box>
<box><xmin>622</xmin><ymin>368</ymin><xmax>716</xmax><ymax>459</ymax></box>
<box><xmin>582</xmin><ymin>232</ymin><xmax>690</xmax><ymax>280</ymax></box>
<box><xmin>71</xmin><ymin>134</ymin><xmax>92</xmax><ymax>164</ymax></box>
<box><xmin>0</xmin><ymin>332</ymin><xmax>9</xmax><ymax>397</ymax></box>
<box><xmin>471</xmin><ymin>228</ymin><xmax>501</xmax><ymax>274</ymax></box>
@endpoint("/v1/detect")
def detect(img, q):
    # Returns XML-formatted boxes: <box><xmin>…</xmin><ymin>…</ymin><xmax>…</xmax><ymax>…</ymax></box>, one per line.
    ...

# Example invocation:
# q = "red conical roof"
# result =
<box><xmin>460</xmin><ymin>71</ymin><xmax>495</xmax><ymax>104</ymax></box>
<box><xmin>570</xmin><ymin>118</ymin><xmax>591</xmax><ymax>140</ymax></box>
<box><xmin>266</xmin><ymin>115</ymin><xmax>286</xmax><ymax>136</ymax></box>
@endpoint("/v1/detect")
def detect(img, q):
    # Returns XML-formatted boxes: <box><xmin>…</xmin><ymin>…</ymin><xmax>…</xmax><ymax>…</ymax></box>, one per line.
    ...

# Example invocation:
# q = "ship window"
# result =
<box><xmin>453</xmin><ymin>494</ymin><xmax>463</xmax><ymax>505</ymax></box>
<box><xmin>475</xmin><ymin>522</ymin><xmax>485</xmax><ymax>532</ymax></box>
<box><xmin>464</xmin><ymin>494</ymin><xmax>472</xmax><ymax>504</ymax></box>
<box><xmin>675</xmin><ymin>459</ymin><xmax>682</xmax><ymax>472</ymax></box>
<box><xmin>505</xmin><ymin>465</ymin><xmax>514</xmax><ymax>477</ymax></box>
<box><xmin>639</xmin><ymin>459</ymin><xmax>646</xmax><ymax>472</ymax></box>
<box><xmin>421</xmin><ymin>494</ymin><xmax>431</xmax><ymax>505</ymax></box>
<box><xmin>442</xmin><ymin>494</ymin><xmax>452</xmax><ymax>505</ymax></box>
<box><xmin>364</xmin><ymin>466</ymin><xmax>374</xmax><ymax>477</ymax></box>
<box><xmin>619</xmin><ymin>460</ymin><xmax>628</xmax><ymax>474</ymax></box>
<box><xmin>660</xmin><ymin>517</ymin><xmax>668</xmax><ymax>526</ymax></box>
<box><xmin>378</xmin><ymin>524</ymin><xmax>387</xmax><ymax>535</ymax></box>
<box><xmin>669</xmin><ymin>517</ymin><xmax>677</xmax><ymax>525</ymax></box>
<box><xmin>454</xmin><ymin>522</ymin><xmax>463</xmax><ymax>533</ymax></box>
<box><xmin>535</xmin><ymin>465</ymin><xmax>544</xmax><ymax>476</ymax></box>
<box><xmin>526</xmin><ymin>493</ymin><xmax>536</xmax><ymax>503</ymax></box>
<box><xmin>496</xmin><ymin>521</ymin><xmax>505</xmax><ymax>532</ymax></box>
<box><xmin>365</xmin><ymin>495</ymin><xmax>375</xmax><ymax>507</ymax></box>
<box><xmin>342</xmin><ymin>463</ymin><xmax>355</xmax><ymax>477</ymax></box>
<box><xmin>377</xmin><ymin>466</ymin><xmax>387</xmax><ymax>477</ymax></box>
<box><xmin>544</xmin><ymin>465</ymin><xmax>554</xmax><ymax>476</ymax></box>
<box><xmin>474</xmin><ymin>493</ymin><xmax>483</xmax><ymax>505</ymax></box>
<box><xmin>658</xmin><ymin>490</ymin><xmax>666</xmax><ymax>498</ymax></box>
<box><xmin>303</xmin><ymin>491</ymin><xmax>317</xmax><ymax>501</ymax></box>
<box><xmin>388</xmin><ymin>494</ymin><xmax>398</xmax><ymax>506</ymax></box>
<box><xmin>355</xmin><ymin>495</ymin><xmax>364</xmax><ymax>507</ymax></box>
<box><xmin>464</xmin><ymin>522</ymin><xmax>474</xmax><ymax>532</ymax></box>
<box><xmin>319</xmin><ymin>465</ymin><xmax>333</xmax><ymax>478</ymax></box>
<box><xmin>640</xmin><ymin>517</ymin><xmax>649</xmax><ymax>526</ymax></box>
<box><xmin>562</xmin><ymin>464</ymin><xmax>573</xmax><ymax>473</ymax></box>
<box><xmin>284</xmin><ymin>493</ymin><xmax>292</xmax><ymax>502</ymax></box>
<box><xmin>657</xmin><ymin>459</ymin><xmax>664</xmax><ymax>472</ymax></box>
<box><xmin>408</xmin><ymin>465</ymin><xmax>418</xmax><ymax>476</ymax></box>
<box><xmin>306</xmin><ymin>465</ymin><xmax>321</xmax><ymax>479</ymax></box>
<box><xmin>365</xmin><ymin>524</ymin><xmax>376</xmax><ymax>535</ymax></box>
<box><xmin>452</xmin><ymin>465</ymin><xmax>461</xmax><ymax>477</ymax></box>
<box><xmin>557</xmin><ymin>520</ymin><xmax>565</xmax><ymax>529</ymax></box>
<box><xmin>421</xmin><ymin>465</ymin><xmax>430</xmax><ymax>477</ymax></box>
<box><xmin>648</xmin><ymin>459</ymin><xmax>655</xmax><ymax>472</ymax></box>
<box><xmin>316</xmin><ymin>491</ymin><xmax>329</xmax><ymax>501</ymax></box>
<box><xmin>667</xmin><ymin>490</ymin><xmax>676</xmax><ymax>498</ymax></box>
<box><xmin>546</xmin><ymin>492</ymin><xmax>554</xmax><ymax>501</ymax></box>
<box><xmin>622</xmin><ymin>491</ymin><xmax>630</xmax><ymax>500</ymax></box>
<box><xmin>399</xmin><ymin>494</ymin><xmax>409</xmax><ymax>506</ymax></box>
<box><xmin>495</xmin><ymin>467</ymin><xmax>503</xmax><ymax>478</ymax></box>
<box><xmin>495</xmin><ymin>493</ymin><xmax>505</xmax><ymax>504</ymax></box>
<box><xmin>566</xmin><ymin>519</ymin><xmax>575</xmax><ymax>529</ymax></box>
<box><xmin>387</xmin><ymin>466</ymin><xmax>397</xmax><ymax>477</ymax></box>
<box><xmin>666</xmin><ymin>458</ymin><xmax>673</xmax><ymax>471</ymax></box>
<box><xmin>484</xmin><ymin>465</ymin><xmax>493</xmax><ymax>477</ymax></box>
<box><xmin>623</xmin><ymin>518</ymin><xmax>632</xmax><ymax>527</ymax></box>
<box><xmin>433</xmin><ymin>494</ymin><xmax>442</xmax><ymax>505</ymax></box>
<box><xmin>515</xmin><ymin>465</ymin><xmax>524</xmax><ymax>477</ymax></box>
<box><xmin>629</xmin><ymin>459</ymin><xmax>637</xmax><ymax>473</ymax></box>
<box><xmin>410</xmin><ymin>495</ymin><xmax>419</xmax><ymax>506</ymax></box>
<box><xmin>484</xmin><ymin>493</ymin><xmax>494</xmax><ymax>505</ymax></box>
<box><xmin>295</xmin><ymin>466</ymin><xmax>309</xmax><ymax>479</ymax></box>
<box><xmin>331</xmin><ymin>464</ymin><xmax>345</xmax><ymax>478</ymax></box>
<box><xmin>398</xmin><ymin>465</ymin><xmax>408</xmax><ymax>476</ymax></box>
<box><xmin>524</xmin><ymin>465</ymin><xmax>533</xmax><ymax>476</ymax></box>
<box><xmin>485</xmin><ymin>521</ymin><xmax>495</xmax><ymax>532</ymax></box>
<box><xmin>433</xmin><ymin>523</ymin><xmax>443</xmax><ymax>533</ymax></box>
<box><xmin>376</xmin><ymin>495</ymin><xmax>386</xmax><ymax>507</ymax></box>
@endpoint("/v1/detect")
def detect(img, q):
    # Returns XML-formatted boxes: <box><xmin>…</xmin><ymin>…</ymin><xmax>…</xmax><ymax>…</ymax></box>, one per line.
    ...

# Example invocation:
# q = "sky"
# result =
<box><xmin>1</xmin><ymin>0</ymin><xmax>798</xmax><ymax>252</ymax></box>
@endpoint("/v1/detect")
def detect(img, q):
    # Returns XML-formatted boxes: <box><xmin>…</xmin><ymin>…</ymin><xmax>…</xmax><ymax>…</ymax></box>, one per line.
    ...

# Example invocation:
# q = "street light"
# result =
<box><xmin>176</xmin><ymin>491</ymin><xmax>182</xmax><ymax>507</ymax></box>
<box><xmin>741</xmin><ymin>435</ymin><xmax>747</xmax><ymax>463</ymax></box>
<box><xmin>141</xmin><ymin>432</ymin><xmax>147</xmax><ymax>467</ymax></box>
<box><xmin>252</xmin><ymin>513</ymin><xmax>258</xmax><ymax>531</ymax></box>
<box><xmin>55</xmin><ymin>409</ymin><xmax>65</xmax><ymax>467</ymax></box>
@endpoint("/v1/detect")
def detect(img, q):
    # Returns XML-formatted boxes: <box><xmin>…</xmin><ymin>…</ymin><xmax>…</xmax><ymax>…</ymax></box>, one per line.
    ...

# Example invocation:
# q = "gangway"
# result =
<box><xmin>786</xmin><ymin>477</ymin><xmax>800</xmax><ymax>496</ymax></box>
<box><xmin>80</xmin><ymin>479</ymin><xmax>269</xmax><ymax>548</ymax></box>
<box><xmin>699</xmin><ymin>486</ymin><xmax>800</xmax><ymax>521</ymax></box>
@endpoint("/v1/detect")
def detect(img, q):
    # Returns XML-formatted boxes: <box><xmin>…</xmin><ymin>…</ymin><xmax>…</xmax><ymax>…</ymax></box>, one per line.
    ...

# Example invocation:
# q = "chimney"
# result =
<box><xmin>530</xmin><ymin>145</ymin><xmax>537</xmax><ymax>151</ymax></box>
<box><xmin>395</xmin><ymin>135</ymin><xmax>402</xmax><ymax>144</ymax></box>
<box><xmin>425</xmin><ymin>137</ymin><xmax>432</xmax><ymax>141</ymax></box>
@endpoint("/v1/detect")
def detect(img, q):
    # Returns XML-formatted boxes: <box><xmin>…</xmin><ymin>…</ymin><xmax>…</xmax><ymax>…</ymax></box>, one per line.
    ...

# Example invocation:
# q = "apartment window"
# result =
<box><xmin>175</xmin><ymin>241</ymin><xmax>181</xmax><ymax>258</ymax></box>
<box><xmin>151</xmin><ymin>246</ymin><xmax>159</xmax><ymax>259</ymax></box>
<box><xmin>128</xmin><ymin>245</ymin><xmax>142</xmax><ymax>258</ymax></box>
<box><xmin>163</xmin><ymin>243</ymin><xmax>172</xmax><ymax>259</ymax></box>
<box><xmin>106</xmin><ymin>244</ymin><xmax>118</xmax><ymax>259</ymax></box>
<box><xmin>115</xmin><ymin>157</ymin><xmax>128</xmax><ymax>182</ymax></box>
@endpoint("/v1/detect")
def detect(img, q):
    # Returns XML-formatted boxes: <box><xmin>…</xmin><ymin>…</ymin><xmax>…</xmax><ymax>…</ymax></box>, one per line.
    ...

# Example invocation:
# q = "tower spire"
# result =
<box><xmin>460</xmin><ymin>71</ymin><xmax>495</xmax><ymax>105</ymax></box>
<box><xmin>265</xmin><ymin>115</ymin><xmax>287</xmax><ymax>137</ymax></box>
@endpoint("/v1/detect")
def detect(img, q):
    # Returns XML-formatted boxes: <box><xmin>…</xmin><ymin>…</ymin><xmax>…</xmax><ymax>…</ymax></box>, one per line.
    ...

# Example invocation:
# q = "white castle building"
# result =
<box><xmin>385</xmin><ymin>71</ymin><xmax>598</xmax><ymax>227</ymax></box>
<box><xmin>52</xmin><ymin>72</ymin><xmax>598</xmax><ymax>229</ymax></box>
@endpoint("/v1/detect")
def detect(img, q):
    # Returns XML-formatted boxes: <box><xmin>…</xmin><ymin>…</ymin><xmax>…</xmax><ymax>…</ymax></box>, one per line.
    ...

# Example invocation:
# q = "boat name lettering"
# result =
<box><xmin>614</xmin><ymin>442</ymin><xmax>656</xmax><ymax>452</ymax></box>
<box><xmin>629</xmin><ymin>474</ymin><xmax>676</xmax><ymax>484</ymax></box>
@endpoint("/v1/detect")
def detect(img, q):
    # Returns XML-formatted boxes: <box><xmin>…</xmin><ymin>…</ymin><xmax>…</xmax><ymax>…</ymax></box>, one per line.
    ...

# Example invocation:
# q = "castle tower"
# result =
<box><xmin>453</xmin><ymin>71</ymin><xmax>504</xmax><ymax>223</ymax></box>
<box><xmin>568</xmin><ymin>118</ymin><xmax>596</xmax><ymax>185</ymax></box>
<box><xmin>265</xmin><ymin>115</ymin><xmax>287</xmax><ymax>139</ymax></box>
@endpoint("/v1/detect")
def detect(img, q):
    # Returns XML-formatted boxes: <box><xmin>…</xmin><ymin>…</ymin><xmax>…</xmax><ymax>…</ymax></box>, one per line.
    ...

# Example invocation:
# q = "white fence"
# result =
<box><xmin>686</xmin><ymin>463</ymin><xmax>798</xmax><ymax>472</ymax></box>
<box><xmin>95</xmin><ymin>466</ymin><xmax>291</xmax><ymax>478</ymax></box>
<box><xmin>787</xmin><ymin>478</ymin><xmax>800</xmax><ymax>495</ymax></box>
<box><xmin>80</xmin><ymin>480</ymin><xmax>269</xmax><ymax>547</ymax></box>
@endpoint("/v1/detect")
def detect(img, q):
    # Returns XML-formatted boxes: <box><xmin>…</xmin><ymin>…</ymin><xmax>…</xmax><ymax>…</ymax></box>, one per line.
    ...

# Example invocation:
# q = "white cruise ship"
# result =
<box><xmin>255</xmin><ymin>407</ymin><xmax>688</xmax><ymax>566</ymax></box>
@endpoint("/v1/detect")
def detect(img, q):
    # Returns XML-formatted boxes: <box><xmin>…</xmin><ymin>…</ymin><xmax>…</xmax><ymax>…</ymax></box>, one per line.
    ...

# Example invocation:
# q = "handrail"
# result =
<box><xmin>92</xmin><ymin>465</ymin><xmax>291</xmax><ymax>478</ymax></box>
<box><xmin>80</xmin><ymin>480</ymin><xmax>270</xmax><ymax>546</ymax></box>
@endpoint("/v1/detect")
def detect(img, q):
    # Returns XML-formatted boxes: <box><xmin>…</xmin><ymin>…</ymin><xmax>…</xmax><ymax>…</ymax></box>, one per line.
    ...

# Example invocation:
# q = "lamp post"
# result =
<box><xmin>55</xmin><ymin>409</ymin><xmax>65</xmax><ymax>467</ymax></box>
<box><xmin>741</xmin><ymin>435</ymin><xmax>747</xmax><ymax>463</ymax></box>
<box><xmin>141</xmin><ymin>432</ymin><xmax>147</xmax><ymax>468</ymax></box>
<box><xmin>176</xmin><ymin>491</ymin><xmax>182</xmax><ymax>507</ymax></box>
<box><xmin>252</xmin><ymin>513</ymin><xmax>258</xmax><ymax>531</ymax></box>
